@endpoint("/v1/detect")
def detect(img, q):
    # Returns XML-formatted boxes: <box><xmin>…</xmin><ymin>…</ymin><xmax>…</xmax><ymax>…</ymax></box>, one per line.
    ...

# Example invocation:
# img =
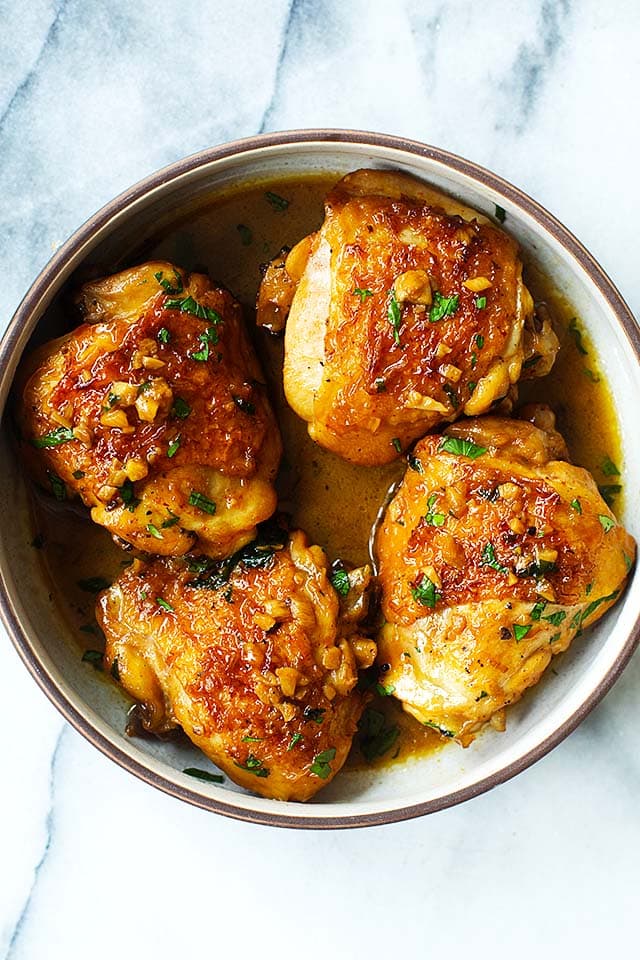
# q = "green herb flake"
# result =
<box><xmin>407</xmin><ymin>454</ymin><xmax>423</xmax><ymax>473</ymax></box>
<box><xmin>598</xmin><ymin>484</ymin><xmax>622</xmax><ymax>507</ymax></box>
<box><xmin>586</xmin><ymin>583</ymin><xmax>593</xmax><ymax>595</ymax></box>
<box><xmin>166</xmin><ymin>296</ymin><xmax>222</xmax><ymax>326</ymax></box>
<box><xmin>543</xmin><ymin>610</ymin><xmax>567</xmax><ymax>627</ymax></box>
<box><xmin>375</xmin><ymin>682</ymin><xmax>396</xmax><ymax>697</ymax></box>
<box><xmin>568</xmin><ymin>317</ymin><xmax>588</xmax><ymax>355</ymax></box>
<box><xmin>154</xmin><ymin>270</ymin><xmax>183</xmax><ymax>295</ymax></box>
<box><xmin>157</xmin><ymin>326</ymin><xmax>171</xmax><ymax>345</ymax></box>
<box><xmin>242</xmin><ymin>735</ymin><xmax>263</xmax><ymax>743</ymax></box>
<box><xmin>374</xmin><ymin>377</ymin><xmax>386</xmax><ymax>392</ymax></box>
<box><xmin>411</xmin><ymin>573</ymin><xmax>441</xmax><ymax>608</ymax></box>
<box><xmin>171</xmin><ymin>397</ymin><xmax>191</xmax><ymax>419</ymax></box>
<box><xmin>190</xmin><ymin>325</ymin><xmax>219</xmax><ymax>361</ymax></box>
<box><xmin>392</xmin><ymin>437</ymin><xmax>402</xmax><ymax>454</ymax></box>
<box><xmin>353</xmin><ymin>287</ymin><xmax>373</xmax><ymax>302</ymax></box>
<box><xmin>72</xmin><ymin>469</ymin><xmax>85</xmax><ymax>480</ymax></box>
<box><xmin>47</xmin><ymin>471</ymin><xmax>66</xmax><ymax>501</ymax></box>
<box><xmin>166</xmin><ymin>434</ymin><xmax>181</xmax><ymax>459</ymax></box>
<box><xmin>471</xmin><ymin>352</ymin><xmax>478</xmax><ymax>369</ymax></box>
<box><xmin>388</xmin><ymin>290</ymin><xmax>402</xmax><ymax>344</ymax></box>
<box><xmin>495</xmin><ymin>204</ymin><xmax>506</xmax><ymax>223</ymax></box>
<box><xmin>119</xmin><ymin>479</ymin><xmax>139</xmax><ymax>512</ymax></box>
<box><xmin>530</xmin><ymin>601</ymin><xmax>547</xmax><ymax>621</ymax></box>
<box><xmin>330</xmin><ymin>568</ymin><xmax>350</xmax><ymax>597</ymax></box>
<box><xmin>303</xmin><ymin>706</ymin><xmax>325</xmax><ymax>725</ymax></box>
<box><xmin>599</xmin><ymin>515</ymin><xmax>615</xmax><ymax>533</ymax></box>
<box><xmin>583</xmin><ymin>368</ymin><xmax>600</xmax><ymax>383</ymax></box>
<box><xmin>572</xmin><ymin>590</ymin><xmax>620</xmax><ymax>633</ymax></box>
<box><xmin>358</xmin><ymin>708</ymin><xmax>400</xmax><ymax>763</ymax></box>
<box><xmin>623</xmin><ymin>552</ymin><xmax>633</xmax><ymax>573</ymax></box>
<box><xmin>310</xmin><ymin>747</ymin><xmax>336</xmax><ymax>779</ymax></box>
<box><xmin>183</xmin><ymin>767</ymin><xmax>224</xmax><ymax>784</ymax></box>
<box><xmin>429</xmin><ymin>291</ymin><xmax>459</xmax><ymax>323</ymax></box>
<box><xmin>81</xmin><ymin>649</ymin><xmax>103</xmax><ymax>670</ymax></box>
<box><xmin>423</xmin><ymin>720</ymin><xmax>455</xmax><ymax>738</ymax></box>
<box><xmin>156</xmin><ymin>597</ymin><xmax>173</xmax><ymax>613</ymax></box>
<box><xmin>513</xmin><ymin>623</ymin><xmax>532</xmax><ymax>642</ymax></box>
<box><xmin>161</xmin><ymin>510</ymin><xmax>180</xmax><ymax>529</ymax></box>
<box><xmin>476</xmin><ymin>690</ymin><xmax>489</xmax><ymax>701</ymax></box>
<box><xmin>265</xmin><ymin>191</ymin><xmax>289</xmax><ymax>211</ymax></box>
<box><xmin>480</xmin><ymin>542</ymin><xmax>509</xmax><ymax>575</ymax></box>
<box><xmin>602</xmin><ymin>455</ymin><xmax>620</xmax><ymax>477</ymax></box>
<box><xmin>188</xmin><ymin>490</ymin><xmax>216</xmax><ymax>515</ymax></box>
<box><xmin>77</xmin><ymin>576</ymin><xmax>110</xmax><ymax>593</ymax></box>
<box><xmin>236</xmin><ymin>224</ymin><xmax>253</xmax><ymax>246</ymax></box>
<box><xmin>443</xmin><ymin>384</ymin><xmax>459</xmax><ymax>409</ymax></box>
<box><xmin>475</xmin><ymin>295</ymin><xmax>487</xmax><ymax>310</ymax></box>
<box><xmin>145</xmin><ymin>523</ymin><xmax>162</xmax><ymax>540</ymax></box>
<box><xmin>235</xmin><ymin>753</ymin><xmax>269</xmax><ymax>778</ymax></box>
<box><xmin>288</xmin><ymin>733</ymin><xmax>304</xmax><ymax>751</ymax></box>
<box><xmin>425</xmin><ymin>510</ymin><xmax>446</xmax><ymax>527</ymax></box>
<box><xmin>475</xmin><ymin>333</ymin><xmax>485</xmax><ymax>349</ymax></box>
<box><xmin>439</xmin><ymin>436</ymin><xmax>487</xmax><ymax>459</ymax></box>
<box><xmin>233</xmin><ymin>395</ymin><xmax>256</xmax><ymax>415</ymax></box>
<box><xmin>32</xmin><ymin>426</ymin><xmax>75</xmax><ymax>448</ymax></box>
<box><xmin>468</xmin><ymin>381</ymin><xmax>477</xmax><ymax>395</ymax></box>
<box><xmin>570</xmin><ymin>498</ymin><xmax>582</xmax><ymax>514</ymax></box>
<box><xmin>523</xmin><ymin>354</ymin><xmax>541</xmax><ymax>369</ymax></box>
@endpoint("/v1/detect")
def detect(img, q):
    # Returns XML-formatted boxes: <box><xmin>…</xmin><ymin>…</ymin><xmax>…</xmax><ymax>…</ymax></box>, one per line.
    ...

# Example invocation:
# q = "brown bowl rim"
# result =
<box><xmin>1</xmin><ymin>128</ymin><xmax>639</xmax><ymax>829</ymax></box>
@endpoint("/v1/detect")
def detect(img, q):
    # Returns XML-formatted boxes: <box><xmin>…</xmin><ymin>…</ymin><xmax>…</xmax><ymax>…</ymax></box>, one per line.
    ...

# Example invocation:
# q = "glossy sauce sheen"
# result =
<box><xmin>33</xmin><ymin>175</ymin><xmax>623</xmax><ymax>769</ymax></box>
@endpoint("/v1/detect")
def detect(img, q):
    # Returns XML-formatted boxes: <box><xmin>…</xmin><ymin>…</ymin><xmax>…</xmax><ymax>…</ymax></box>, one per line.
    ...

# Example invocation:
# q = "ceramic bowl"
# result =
<box><xmin>1</xmin><ymin>130</ymin><xmax>638</xmax><ymax>828</ymax></box>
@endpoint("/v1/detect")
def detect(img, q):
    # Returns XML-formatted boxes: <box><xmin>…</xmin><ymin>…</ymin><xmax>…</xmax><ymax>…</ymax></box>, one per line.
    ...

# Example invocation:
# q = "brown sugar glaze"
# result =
<box><xmin>32</xmin><ymin>174</ymin><xmax>622</xmax><ymax>771</ymax></box>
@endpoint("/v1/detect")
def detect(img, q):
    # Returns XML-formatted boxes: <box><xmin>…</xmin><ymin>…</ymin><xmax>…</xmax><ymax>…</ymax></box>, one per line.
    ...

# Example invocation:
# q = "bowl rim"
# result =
<box><xmin>1</xmin><ymin>127</ymin><xmax>639</xmax><ymax>829</ymax></box>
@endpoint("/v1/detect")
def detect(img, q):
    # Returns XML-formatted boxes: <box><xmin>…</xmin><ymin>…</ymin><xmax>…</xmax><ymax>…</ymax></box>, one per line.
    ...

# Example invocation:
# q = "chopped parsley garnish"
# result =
<box><xmin>476</xmin><ymin>690</ymin><xmax>488</xmax><ymax>701</ymax></box>
<box><xmin>513</xmin><ymin>623</ymin><xmax>532</xmax><ymax>642</ymax></box>
<box><xmin>353</xmin><ymin>287</ymin><xmax>373</xmax><ymax>302</ymax></box>
<box><xmin>171</xmin><ymin>397</ymin><xmax>191</xmax><ymax>419</ymax></box>
<box><xmin>242</xmin><ymin>735</ymin><xmax>263</xmax><ymax>743</ymax></box>
<box><xmin>443</xmin><ymin>384</ymin><xmax>459</xmax><ymax>409</ymax></box>
<box><xmin>235</xmin><ymin>754</ymin><xmax>269</xmax><ymax>778</ymax></box>
<box><xmin>423</xmin><ymin>720</ymin><xmax>455</xmax><ymax>738</ymax></box>
<box><xmin>602</xmin><ymin>455</ymin><xmax>620</xmax><ymax>477</ymax></box>
<box><xmin>425</xmin><ymin>493</ymin><xmax>446</xmax><ymax>527</ymax></box>
<box><xmin>388</xmin><ymin>290</ymin><xmax>402</xmax><ymax>345</ymax></box>
<box><xmin>623</xmin><ymin>552</ymin><xmax>633</xmax><ymax>573</ymax></box>
<box><xmin>530</xmin><ymin>601</ymin><xmax>547</xmax><ymax>621</ymax></box>
<box><xmin>523</xmin><ymin>354</ymin><xmax>541</xmax><ymax>369</ymax></box>
<box><xmin>310</xmin><ymin>747</ymin><xmax>336</xmax><ymax>779</ymax></box>
<box><xmin>571</xmin><ymin>590</ymin><xmax>620</xmax><ymax>632</ymax></box>
<box><xmin>407</xmin><ymin>454</ymin><xmax>423</xmax><ymax>473</ymax></box>
<box><xmin>471</xmin><ymin>351</ymin><xmax>478</xmax><ymax>368</ymax></box>
<box><xmin>161</xmin><ymin>510</ymin><xmax>180</xmax><ymax>529</ymax></box>
<box><xmin>495</xmin><ymin>204</ymin><xmax>506</xmax><ymax>223</ymax></box>
<box><xmin>570</xmin><ymin>498</ymin><xmax>582</xmax><ymax>514</ymax></box>
<box><xmin>330</xmin><ymin>568</ymin><xmax>350</xmax><ymax>597</ymax></box>
<box><xmin>157</xmin><ymin>326</ymin><xmax>171</xmax><ymax>345</ymax></box>
<box><xmin>187</xmin><ymin>519</ymin><xmax>286</xmax><ymax>590</ymax></box>
<box><xmin>568</xmin><ymin>317</ymin><xmax>588</xmax><ymax>355</ymax></box>
<box><xmin>47</xmin><ymin>471</ymin><xmax>66</xmax><ymax>501</ymax></box>
<box><xmin>236</xmin><ymin>223</ymin><xmax>253</xmax><ymax>246</ymax></box>
<box><xmin>81</xmin><ymin>649</ymin><xmax>103</xmax><ymax>669</ymax></box>
<box><xmin>429</xmin><ymin>291</ymin><xmax>459</xmax><ymax>323</ymax></box>
<box><xmin>439</xmin><ymin>436</ymin><xmax>487</xmax><ymax>459</ymax></box>
<box><xmin>145</xmin><ymin>523</ymin><xmax>162</xmax><ymax>540</ymax></box>
<box><xmin>265</xmin><ymin>191</ymin><xmax>289</xmax><ymax>211</ymax></box>
<box><xmin>156</xmin><ymin>597</ymin><xmax>174</xmax><ymax>612</ymax></box>
<box><xmin>183</xmin><ymin>767</ymin><xmax>224</xmax><ymax>784</ymax></box>
<box><xmin>599</xmin><ymin>484</ymin><xmax>621</xmax><ymax>507</ymax></box>
<box><xmin>358</xmin><ymin>708</ymin><xmax>399</xmax><ymax>763</ymax></box>
<box><xmin>288</xmin><ymin>733</ymin><xmax>304</xmax><ymax>751</ymax></box>
<box><xmin>475</xmin><ymin>295</ymin><xmax>487</xmax><ymax>310</ymax></box>
<box><xmin>543</xmin><ymin>610</ymin><xmax>567</xmax><ymax>626</ymax></box>
<box><xmin>32</xmin><ymin>426</ymin><xmax>75</xmax><ymax>448</ymax></box>
<box><xmin>190</xmin><ymin>325</ymin><xmax>219</xmax><ymax>361</ymax></box>
<box><xmin>598</xmin><ymin>515</ymin><xmax>615</xmax><ymax>533</ymax></box>
<box><xmin>154</xmin><ymin>269</ymin><xmax>183</xmax><ymax>295</ymax></box>
<box><xmin>376</xmin><ymin>682</ymin><xmax>395</xmax><ymax>697</ymax></box>
<box><xmin>515</xmin><ymin>557</ymin><xmax>557</xmax><ymax>578</ymax></box>
<box><xmin>411</xmin><ymin>573</ymin><xmax>441</xmax><ymax>608</ymax></box>
<box><xmin>166</xmin><ymin>296</ymin><xmax>222</xmax><ymax>325</ymax></box>
<box><xmin>303</xmin><ymin>706</ymin><xmax>325</xmax><ymax>724</ymax></box>
<box><xmin>392</xmin><ymin>437</ymin><xmax>402</xmax><ymax>453</ymax></box>
<box><xmin>77</xmin><ymin>577</ymin><xmax>110</xmax><ymax>593</ymax></box>
<box><xmin>119</xmin><ymin>479</ymin><xmax>139</xmax><ymax>512</ymax></box>
<box><xmin>480</xmin><ymin>542</ymin><xmax>509</xmax><ymax>575</ymax></box>
<box><xmin>72</xmin><ymin>470</ymin><xmax>85</xmax><ymax>480</ymax></box>
<box><xmin>583</xmin><ymin>368</ymin><xmax>600</xmax><ymax>383</ymax></box>
<box><xmin>233</xmin><ymin>395</ymin><xmax>256</xmax><ymax>415</ymax></box>
<box><xmin>167</xmin><ymin>434</ymin><xmax>181</xmax><ymax>458</ymax></box>
<box><xmin>188</xmin><ymin>490</ymin><xmax>216</xmax><ymax>515</ymax></box>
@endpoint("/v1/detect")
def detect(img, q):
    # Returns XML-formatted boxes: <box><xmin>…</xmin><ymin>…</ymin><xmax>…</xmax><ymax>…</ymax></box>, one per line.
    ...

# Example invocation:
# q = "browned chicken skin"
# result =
<box><xmin>18</xmin><ymin>262</ymin><xmax>282</xmax><ymax>557</ymax></box>
<box><xmin>258</xmin><ymin>169</ymin><xmax>558</xmax><ymax>465</ymax></box>
<box><xmin>375</xmin><ymin>408</ymin><xmax>635</xmax><ymax>745</ymax></box>
<box><xmin>96</xmin><ymin>527</ymin><xmax>376</xmax><ymax>801</ymax></box>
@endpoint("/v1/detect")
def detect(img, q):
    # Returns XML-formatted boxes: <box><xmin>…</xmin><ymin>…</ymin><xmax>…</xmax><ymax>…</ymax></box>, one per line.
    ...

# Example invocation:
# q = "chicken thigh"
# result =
<box><xmin>257</xmin><ymin>169</ymin><xmax>558</xmax><ymax>465</ymax></box>
<box><xmin>96</xmin><ymin>526</ymin><xmax>376</xmax><ymax>801</ymax></box>
<box><xmin>374</xmin><ymin>408</ymin><xmax>635</xmax><ymax>745</ymax></box>
<box><xmin>18</xmin><ymin>262</ymin><xmax>281</xmax><ymax>557</ymax></box>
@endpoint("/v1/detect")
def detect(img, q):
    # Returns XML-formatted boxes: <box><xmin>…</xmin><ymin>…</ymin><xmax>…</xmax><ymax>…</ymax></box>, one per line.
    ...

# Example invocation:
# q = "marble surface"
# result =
<box><xmin>1</xmin><ymin>1</ymin><xmax>639</xmax><ymax>956</ymax></box>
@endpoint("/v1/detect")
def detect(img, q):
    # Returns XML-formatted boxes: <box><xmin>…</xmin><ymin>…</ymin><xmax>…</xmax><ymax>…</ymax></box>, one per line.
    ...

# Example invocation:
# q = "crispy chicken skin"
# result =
<box><xmin>17</xmin><ymin>262</ymin><xmax>282</xmax><ymax>557</ymax></box>
<box><xmin>375</xmin><ymin>408</ymin><xmax>635</xmax><ymax>745</ymax></box>
<box><xmin>257</xmin><ymin>169</ymin><xmax>558</xmax><ymax>466</ymax></box>
<box><xmin>96</xmin><ymin>528</ymin><xmax>376</xmax><ymax>801</ymax></box>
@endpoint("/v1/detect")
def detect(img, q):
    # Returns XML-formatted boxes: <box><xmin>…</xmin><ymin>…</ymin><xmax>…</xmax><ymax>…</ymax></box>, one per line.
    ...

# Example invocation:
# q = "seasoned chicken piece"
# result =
<box><xmin>18</xmin><ymin>262</ymin><xmax>281</xmax><ymax>557</ymax></box>
<box><xmin>257</xmin><ymin>169</ymin><xmax>558</xmax><ymax>465</ymax></box>
<box><xmin>374</xmin><ymin>409</ymin><xmax>635</xmax><ymax>745</ymax></box>
<box><xmin>96</xmin><ymin>526</ymin><xmax>376</xmax><ymax>801</ymax></box>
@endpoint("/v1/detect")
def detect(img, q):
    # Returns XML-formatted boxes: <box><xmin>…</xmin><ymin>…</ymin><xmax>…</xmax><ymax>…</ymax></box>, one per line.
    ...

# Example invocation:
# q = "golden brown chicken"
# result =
<box><xmin>374</xmin><ymin>407</ymin><xmax>635</xmax><ymax>745</ymax></box>
<box><xmin>96</xmin><ymin>525</ymin><xmax>376</xmax><ymax>801</ymax></box>
<box><xmin>257</xmin><ymin>169</ymin><xmax>558</xmax><ymax>465</ymax></box>
<box><xmin>18</xmin><ymin>261</ymin><xmax>281</xmax><ymax>557</ymax></box>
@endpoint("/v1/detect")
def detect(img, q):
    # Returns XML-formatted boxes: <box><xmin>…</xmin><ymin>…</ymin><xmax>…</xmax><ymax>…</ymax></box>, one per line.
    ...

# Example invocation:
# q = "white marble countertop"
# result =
<box><xmin>2</xmin><ymin>1</ymin><xmax>639</xmax><ymax>956</ymax></box>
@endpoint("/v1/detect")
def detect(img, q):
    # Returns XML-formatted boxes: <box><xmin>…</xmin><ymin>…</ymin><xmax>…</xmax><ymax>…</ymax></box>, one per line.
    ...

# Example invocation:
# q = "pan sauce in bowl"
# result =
<box><xmin>30</xmin><ymin>173</ymin><xmax>623</xmax><ymax>772</ymax></box>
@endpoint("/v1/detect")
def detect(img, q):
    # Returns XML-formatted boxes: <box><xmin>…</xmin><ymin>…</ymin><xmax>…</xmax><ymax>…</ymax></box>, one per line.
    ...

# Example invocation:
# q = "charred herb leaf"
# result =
<box><xmin>183</xmin><ymin>767</ymin><xmax>224</xmax><ymax>783</ymax></box>
<box><xmin>188</xmin><ymin>519</ymin><xmax>287</xmax><ymax>590</ymax></box>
